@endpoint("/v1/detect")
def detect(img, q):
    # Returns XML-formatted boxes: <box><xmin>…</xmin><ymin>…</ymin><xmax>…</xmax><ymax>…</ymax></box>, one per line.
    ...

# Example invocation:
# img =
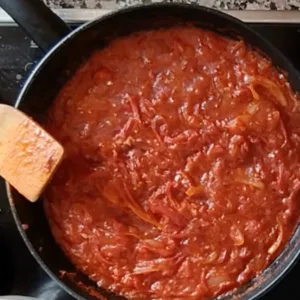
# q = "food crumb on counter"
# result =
<box><xmin>21</xmin><ymin>223</ymin><xmax>29</xmax><ymax>230</ymax></box>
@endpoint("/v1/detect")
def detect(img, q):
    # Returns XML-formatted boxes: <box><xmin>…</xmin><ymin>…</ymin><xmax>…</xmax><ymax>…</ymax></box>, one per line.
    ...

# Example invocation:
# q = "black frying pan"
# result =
<box><xmin>1</xmin><ymin>0</ymin><xmax>300</xmax><ymax>299</ymax></box>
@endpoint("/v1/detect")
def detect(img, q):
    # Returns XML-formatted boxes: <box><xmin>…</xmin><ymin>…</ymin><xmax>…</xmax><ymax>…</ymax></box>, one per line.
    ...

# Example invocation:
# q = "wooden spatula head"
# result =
<box><xmin>0</xmin><ymin>104</ymin><xmax>64</xmax><ymax>202</ymax></box>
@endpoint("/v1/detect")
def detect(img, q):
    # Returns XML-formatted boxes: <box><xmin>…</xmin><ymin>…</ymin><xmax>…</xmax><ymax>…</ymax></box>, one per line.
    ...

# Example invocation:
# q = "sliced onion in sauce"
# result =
<box><xmin>204</xmin><ymin>251</ymin><xmax>218</xmax><ymax>264</ymax></box>
<box><xmin>207</xmin><ymin>274</ymin><xmax>231</xmax><ymax>288</ymax></box>
<box><xmin>248</xmin><ymin>85</ymin><xmax>260</xmax><ymax>101</ymax></box>
<box><xmin>103</xmin><ymin>183</ymin><xmax>161</xmax><ymax>229</ymax></box>
<box><xmin>227</xmin><ymin>115</ymin><xmax>250</xmax><ymax>133</ymax></box>
<box><xmin>133</xmin><ymin>253</ymin><xmax>183</xmax><ymax>275</ymax></box>
<box><xmin>239</xmin><ymin>180</ymin><xmax>265</xmax><ymax>190</ymax></box>
<box><xmin>246</xmin><ymin>76</ymin><xmax>287</xmax><ymax>107</ymax></box>
<box><xmin>102</xmin><ymin>185</ymin><xmax>122</xmax><ymax>205</ymax></box>
<box><xmin>140</xmin><ymin>238</ymin><xmax>176</xmax><ymax>257</ymax></box>
<box><xmin>191</xmin><ymin>251</ymin><xmax>218</xmax><ymax>265</ymax></box>
<box><xmin>234</xmin><ymin>168</ymin><xmax>265</xmax><ymax>190</ymax></box>
<box><xmin>247</xmin><ymin>102</ymin><xmax>259</xmax><ymax>115</ymax></box>
<box><xmin>268</xmin><ymin>217</ymin><xmax>284</xmax><ymax>255</ymax></box>
<box><xmin>230</xmin><ymin>225</ymin><xmax>244</xmax><ymax>246</ymax></box>
<box><xmin>186</xmin><ymin>185</ymin><xmax>205</xmax><ymax>197</ymax></box>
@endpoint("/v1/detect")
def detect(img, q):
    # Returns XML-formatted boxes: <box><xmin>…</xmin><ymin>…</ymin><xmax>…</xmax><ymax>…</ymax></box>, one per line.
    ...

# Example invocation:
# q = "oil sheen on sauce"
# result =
<box><xmin>45</xmin><ymin>27</ymin><xmax>300</xmax><ymax>299</ymax></box>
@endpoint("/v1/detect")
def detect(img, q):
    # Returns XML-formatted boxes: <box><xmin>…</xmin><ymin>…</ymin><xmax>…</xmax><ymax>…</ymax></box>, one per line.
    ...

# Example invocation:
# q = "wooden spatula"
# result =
<box><xmin>0</xmin><ymin>104</ymin><xmax>64</xmax><ymax>202</ymax></box>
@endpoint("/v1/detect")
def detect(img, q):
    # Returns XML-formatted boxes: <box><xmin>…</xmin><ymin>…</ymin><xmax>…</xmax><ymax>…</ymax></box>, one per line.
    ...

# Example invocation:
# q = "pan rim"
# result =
<box><xmin>6</xmin><ymin>3</ymin><xmax>300</xmax><ymax>300</ymax></box>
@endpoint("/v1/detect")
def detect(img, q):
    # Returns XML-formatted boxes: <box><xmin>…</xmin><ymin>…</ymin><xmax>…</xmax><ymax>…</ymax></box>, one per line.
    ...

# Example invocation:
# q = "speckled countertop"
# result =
<box><xmin>44</xmin><ymin>0</ymin><xmax>300</xmax><ymax>10</ymax></box>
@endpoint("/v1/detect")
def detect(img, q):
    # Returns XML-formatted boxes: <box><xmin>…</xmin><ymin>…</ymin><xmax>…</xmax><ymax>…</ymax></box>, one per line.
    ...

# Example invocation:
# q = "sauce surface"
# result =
<box><xmin>45</xmin><ymin>27</ymin><xmax>300</xmax><ymax>299</ymax></box>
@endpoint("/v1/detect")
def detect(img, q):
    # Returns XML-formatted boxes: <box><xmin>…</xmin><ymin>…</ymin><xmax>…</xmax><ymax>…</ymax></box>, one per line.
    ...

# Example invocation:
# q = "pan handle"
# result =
<box><xmin>0</xmin><ymin>0</ymin><xmax>71</xmax><ymax>52</ymax></box>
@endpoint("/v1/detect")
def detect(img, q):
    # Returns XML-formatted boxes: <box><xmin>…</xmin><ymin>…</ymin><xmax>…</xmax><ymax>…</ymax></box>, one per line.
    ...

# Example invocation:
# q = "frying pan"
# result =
<box><xmin>1</xmin><ymin>0</ymin><xmax>300</xmax><ymax>299</ymax></box>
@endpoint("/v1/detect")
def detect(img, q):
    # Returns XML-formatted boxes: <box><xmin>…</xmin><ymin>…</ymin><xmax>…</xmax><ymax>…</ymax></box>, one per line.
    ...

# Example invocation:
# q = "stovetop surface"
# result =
<box><xmin>1</xmin><ymin>23</ymin><xmax>300</xmax><ymax>299</ymax></box>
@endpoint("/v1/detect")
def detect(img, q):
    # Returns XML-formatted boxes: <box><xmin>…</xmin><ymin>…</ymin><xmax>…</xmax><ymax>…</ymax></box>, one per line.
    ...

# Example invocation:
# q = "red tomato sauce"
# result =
<box><xmin>45</xmin><ymin>27</ymin><xmax>300</xmax><ymax>299</ymax></box>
